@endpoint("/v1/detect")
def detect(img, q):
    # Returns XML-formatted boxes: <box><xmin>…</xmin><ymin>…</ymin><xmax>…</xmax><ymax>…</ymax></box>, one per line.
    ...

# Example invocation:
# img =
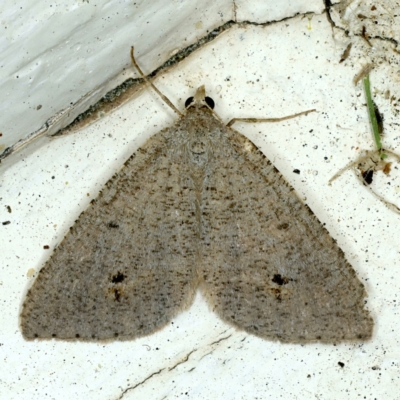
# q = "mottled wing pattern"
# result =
<box><xmin>200</xmin><ymin>127</ymin><xmax>373</xmax><ymax>343</ymax></box>
<box><xmin>21</xmin><ymin>94</ymin><xmax>373</xmax><ymax>344</ymax></box>
<box><xmin>21</xmin><ymin>120</ymin><xmax>199</xmax><ymax>341</ymax></box>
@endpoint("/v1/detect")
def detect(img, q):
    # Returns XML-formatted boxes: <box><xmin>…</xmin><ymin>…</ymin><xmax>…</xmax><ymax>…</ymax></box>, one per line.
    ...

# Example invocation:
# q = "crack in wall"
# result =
<box><xmin>324</xmin><ymin>0</ymin><xmax>399</xmax><ymax>47</ymax></box>
<box><xmin>200</xmin><ymin>350</ymin><xmax>214</xmax><ymax>361</ymax></box>
<box><xmin>210</xmin><ymin>334</ymin><xmax>232</xmax><ymax>346</ymax></box>
<box><xmin>117</xmin><ymin>368</ymin><xmax>164</xmax><ymax>400</ymax></box>
<box><xmin>3</xmin><ymin>2</ymin><xmax>399</xmax><ymax>162</ymax></box>
<box><xmin>232</xmin><ymin>0</ymin><xmax>238</xmax><ymax>22</ymax></box>
<box><xmin>116</xmin><ymin>332</ymin><xmax>236</xmax><ymax>397</ymax></box>
<box><xmin>0</xmin><ymin>8</ymin><xmax>321</xmax><ymax>161</ymax></box>
<box><xmin>50</xmin><ymin>11</ymin><xmax>317</xmax><ymax>136</ymax></box>
<box><xmin>115</xmin><ymin>349</ymin><xmax>199</xmax><ymax>398</ymax></box>
<box><xmin>168</xmin><ymin>349</ymin><xmax>196</xmax><ymax>371</ymax></box>
<box><xmin>323</xmin><ymin>0</ymin><xmax>336</xmax><ymax>28</ymax></box>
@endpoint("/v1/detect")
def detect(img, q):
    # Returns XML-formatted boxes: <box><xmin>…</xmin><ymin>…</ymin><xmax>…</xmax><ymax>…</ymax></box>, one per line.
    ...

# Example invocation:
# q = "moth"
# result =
<box><xmin>20</xmin><ymin>48</ymin><xmax>373</xmax><ymax>343</ymax></box>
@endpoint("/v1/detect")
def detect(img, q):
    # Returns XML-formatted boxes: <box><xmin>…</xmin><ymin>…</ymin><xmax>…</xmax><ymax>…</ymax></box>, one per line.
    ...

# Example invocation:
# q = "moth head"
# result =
<box><xmin>185</xmin><ymin>85</ymin><xmax>215</xmax><ymax>110</ymax></box>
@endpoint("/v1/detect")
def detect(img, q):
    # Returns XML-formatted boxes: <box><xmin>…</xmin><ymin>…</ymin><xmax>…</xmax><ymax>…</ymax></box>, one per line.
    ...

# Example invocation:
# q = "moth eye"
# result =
<box><xmin>205</xmin><ymin>96</ymin><xmax>215</xmax><ymax>109</ymax></box>
<box><xmin>185</xmin><ymin>97</ymin><xmax>194</xmax><ymax>108</ymax></box>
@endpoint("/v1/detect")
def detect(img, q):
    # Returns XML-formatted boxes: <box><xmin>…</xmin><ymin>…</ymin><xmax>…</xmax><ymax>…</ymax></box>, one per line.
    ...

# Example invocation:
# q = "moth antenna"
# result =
<box><xmin>226</xmin><ymin>109</ymin><xmax>316</xmax><ymax>127</ymax></box>
<box><xmin>130</xmin><ymin>46</ymin><xmax>183</xmax><ymax>117</ymax></box>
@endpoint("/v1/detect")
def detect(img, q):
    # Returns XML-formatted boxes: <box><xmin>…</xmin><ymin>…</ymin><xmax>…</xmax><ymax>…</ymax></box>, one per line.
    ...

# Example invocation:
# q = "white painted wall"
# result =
<box><xmin>1</xmin><ymin>1</ymin><xmax>400</xmax><ymax>399</ymax></box>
